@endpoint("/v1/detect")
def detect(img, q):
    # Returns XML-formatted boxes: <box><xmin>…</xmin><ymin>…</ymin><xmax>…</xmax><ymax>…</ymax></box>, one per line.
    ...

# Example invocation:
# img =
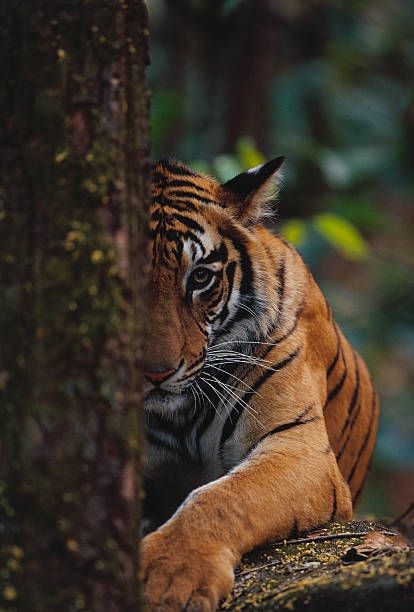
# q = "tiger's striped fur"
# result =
<box><xmin>142</xmin><ymin>157</ymin><xmax>379</xmax><ymax>611</ymax></box>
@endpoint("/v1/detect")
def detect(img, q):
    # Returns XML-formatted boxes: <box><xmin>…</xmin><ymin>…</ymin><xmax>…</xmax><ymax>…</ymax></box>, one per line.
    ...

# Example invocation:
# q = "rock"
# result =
<box><xmin>221</xmin><ymin>521</ymin><xmax>414</xmax><ymax>611</ymax></box>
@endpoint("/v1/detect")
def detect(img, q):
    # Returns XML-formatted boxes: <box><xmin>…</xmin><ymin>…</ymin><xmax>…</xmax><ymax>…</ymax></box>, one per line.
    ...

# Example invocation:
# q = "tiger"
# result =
<box><xmin>141</xmin><ymin>156</ymin><xmax>379</xmax><ymax>611</ymax></box>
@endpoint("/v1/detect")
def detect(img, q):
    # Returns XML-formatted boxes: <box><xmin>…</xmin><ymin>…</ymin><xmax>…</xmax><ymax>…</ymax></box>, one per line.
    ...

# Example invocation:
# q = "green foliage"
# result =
<box><xmin>280</xmin><ymin>219</ymin><xmax>307</xmax><ymax>247</ymax></box>
<box><xmin>211</xmin><ymin>155</ymin><xmax>243</xmax><ymax>182</ymax></box>
<box><xmin>236</xmin><ymin>137</ymin><xmax>266</xmax><ymax>169</ymax></box>
<box><xmin>313</xmin><ymin>213</ymin><xmax>370</xmax><ymax>261</ymax></box>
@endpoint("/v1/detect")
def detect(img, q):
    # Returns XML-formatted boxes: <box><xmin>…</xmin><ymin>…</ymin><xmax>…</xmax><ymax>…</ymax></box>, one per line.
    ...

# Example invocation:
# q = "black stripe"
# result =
<box><xmin>217</xmin><ymin>261</ymin><xmax>236</xmax><ymax>324</ymax></box>
<box><xmin>150</xmin><ymin>208</ymin><xmax>162</xmax><ymax>222</ymax></box>
<box><xmin>157</xmin><ymin>157</ymin><xmax>196</xmax><ymax>176</ymax></box>
<box><xmin>256</xmin><ymin>339</ymin><xmax>279</xmax><ymax>363</ymax></box>
<box><xmin>337</xmin><ymin>428</ymin><xmax>351</xmax><ymax>462</ymax></box>
<box><xmin>171</xmin><ymin>239</ymin><xmax>183</xmax><ymax>265</ymax></box>
<box><xmin>219</xmin><ymin>347</ymin><xmax>301</xmax><ymax>449</ymax></box>
<box><xmin>152</xmin><ymin>170</ymin><xmax>167</xmax><ymax>184</ymax></box>
<box><xmin>217</xmin><ymin>228</ymin><xmax>254</xmax><ymax>334</ymax></box>
<box><xmin>330</xmin><ymin>483</ymin><xmax>337</xmax><ymax>521</ymax></box>
<box><xmin>193</xmin><ymin>317</ymin><xmax>208</xmax><ymax>338</ymax></box>
<box><xmin>326</xmin><ymin>366</ymin><xmax>347</xmax><ymax>405</ymax></box>
<box><xmin>275</xmin><ymin>258</ymin><xmax>286</xmax><ymax>326</ymax></box>
<box><xmin>340</xmin><ymin>352</ymin><xmax>360</xmax><ymax>435</ymax></box>
<box><xmin>253</xmin><ymin>346</ymin><xmax>301</xmax><ymax>395</ymax></box>
<box><xmin>168</xmin><ymin>179</ymin><xmax>212</xmax><ymax>194</ymax></box>
<box><xmin>208</xmin><ymin>287</ymin><xmax>225</xmax><ymax>311</ymax></box>
<box><xmin>165</xmin><ymin>229</ymin><xmax>206</xmax><ymax>254</ymax></box>
<box><xmin>168</xmin><ymin>190</ymin><xmax>216</xmax><ymax>205</ymax></box>
<box><xmin>199</xmin><ymin>242</ymin><xmax>228</xmax><ymax>265</ymax></box>
<box><xmin>273</xmin><ymin>303</ymin><xmax>304</xmax><ymax>345</ymax></box>
<box><xmin>179</xmin><ymin>368</ymin><xmax>203</xmax><ymax>383</ymax></box>
<box><xmin>258</xmin><ymin>416</ymin><xmax>317</xmax><ymax>439</ymax></box>
<box><xmin>247</xmin><ymin>405</ymin><xmax>316</xmax><ymax>455</ymax></box>
<box><xmin>325</xmin><ymin>349</ymin><xmax>347</xmax><ymax>407</ymax></box>
<box><xmin>327</xmin><ymin>323</ymin><xmax>341</xmax><ymax>377</ymax></box>
<box><xmin>152</xmin><ymin>193</ymin><xmax>198</xmax><ymax>212</ymax></box>
<box><xmin>336</xmin><ymin>355</ymin><xmax>362</xmax><ymax>462</ymax></box>
<box><xmin>178</xmin><ymin>366</ymin><xmax>205</xmax><ymax>383</ymax></box>
<box><xmin>261</xmin><ymin>297</ymin><xmax>305</xmax><ymax>349</ymax></box>
<box><xmin>187</xmin><ymin>352</ymin><xmax>207</xmax><ymax>374</ymax></box>
<box><xmin>165</xmin><ymin>200</ymin><xmax>198</xmax><ymax>213</ymax></box>
<box><xmin>197</xmin><ymin>278</ymin><xmax>221</xmax><ymax>304</ymax></box>
<box><xmin>347</xmin><ymin>390</ymin><xmax>377</xmax><ymax>484</ymax></box>
<box><xmin>173</xmin><ymin>213</ymin><xmax>205</xmax><ymax>234</ymax></box>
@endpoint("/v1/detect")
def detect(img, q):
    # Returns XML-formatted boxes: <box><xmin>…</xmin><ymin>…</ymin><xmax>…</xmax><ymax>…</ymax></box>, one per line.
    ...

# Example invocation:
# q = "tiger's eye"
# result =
<box><xmin>190</xmin><ymin>268</ymin><xmax>213</xmax><ymax>287</ymax></box>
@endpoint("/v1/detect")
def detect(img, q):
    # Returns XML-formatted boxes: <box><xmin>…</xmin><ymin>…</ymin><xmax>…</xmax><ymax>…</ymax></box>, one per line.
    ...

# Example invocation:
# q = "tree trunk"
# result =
<box><xmin>0</xmin><ymin>1</ymin><xmax>150</xmax><ymax>610</ymax></box>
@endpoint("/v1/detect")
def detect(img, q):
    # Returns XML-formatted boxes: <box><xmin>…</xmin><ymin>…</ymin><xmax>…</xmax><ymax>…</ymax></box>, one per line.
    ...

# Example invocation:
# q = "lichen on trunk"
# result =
<box><xmin>0</xmin><ymin>1</ymin><xmax>150</xmax><ymax>610</ymax></box>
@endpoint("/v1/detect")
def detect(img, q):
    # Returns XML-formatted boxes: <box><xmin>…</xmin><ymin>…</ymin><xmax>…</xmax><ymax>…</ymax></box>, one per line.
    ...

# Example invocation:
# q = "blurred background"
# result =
<box><xmin>147</xmin><ymin>0</ymin><xmax>414</xmax><ymax>518</ymax></box>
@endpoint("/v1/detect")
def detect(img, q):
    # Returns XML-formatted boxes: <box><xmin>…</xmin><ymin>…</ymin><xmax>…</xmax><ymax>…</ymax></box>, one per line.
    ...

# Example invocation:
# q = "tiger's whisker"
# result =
<box><xmin>204</xmin><ymin>375</ymin><xmax>265</xmax><ymax>431</ymax></box>
<box><xmin>193</xmin><ymin>379</ymin><xmax>221</xmax><ymax>420</ymax></box>
<box><xmin>210</xmin><ymin>340</ymin><xmax>277</xmax><ymax>349</ymax></box>
<box><xmin>205</xmin><ymin>374</ymin><xmax>260</xmax><ymax>417</ymax></box>
<box><xmin>204</xmin><ymin>363</ymin><xmax>264</xmax><ymax>399</ymax></box>
<box><xmin>198</xmin><ymin>376</ymin><xmax>232</xmax><ymax>422</ymax></box>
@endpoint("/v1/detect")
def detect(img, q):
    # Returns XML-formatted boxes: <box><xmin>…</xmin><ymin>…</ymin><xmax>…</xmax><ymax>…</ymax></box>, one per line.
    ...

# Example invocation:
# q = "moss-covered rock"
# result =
<box><xmin>222</xmin><ymin>521</ymin><xmax>414</xmax><ymax>611</ymax></box>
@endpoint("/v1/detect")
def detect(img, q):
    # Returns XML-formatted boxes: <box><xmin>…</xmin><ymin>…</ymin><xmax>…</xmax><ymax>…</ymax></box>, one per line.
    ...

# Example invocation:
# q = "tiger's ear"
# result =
<box><xmin>222</xmin><ymin>156</ymin><xmax>285</xmax><ymax>225</ymax></box>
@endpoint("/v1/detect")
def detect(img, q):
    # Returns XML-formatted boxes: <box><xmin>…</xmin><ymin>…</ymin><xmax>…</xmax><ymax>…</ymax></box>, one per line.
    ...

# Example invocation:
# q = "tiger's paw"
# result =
<box><xmin>141</xmin><ymin>529</ymin><xmax>236</xmax><ymax>611</ymax></box>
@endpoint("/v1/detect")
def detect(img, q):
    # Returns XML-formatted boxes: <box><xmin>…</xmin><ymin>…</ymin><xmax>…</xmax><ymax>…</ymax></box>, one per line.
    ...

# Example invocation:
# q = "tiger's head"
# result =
<box><xmin>144</xmin><ymin>156</ymin><xmax>285</xmax><ymax>413</ymax></box>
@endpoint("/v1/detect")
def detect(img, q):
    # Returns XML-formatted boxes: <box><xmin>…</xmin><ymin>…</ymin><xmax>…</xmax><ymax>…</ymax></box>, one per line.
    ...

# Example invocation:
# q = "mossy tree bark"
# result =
<box><xmin>0</xmin><ymin>1</ymin><xmax>150</xmax><ymax>610</ymax></box>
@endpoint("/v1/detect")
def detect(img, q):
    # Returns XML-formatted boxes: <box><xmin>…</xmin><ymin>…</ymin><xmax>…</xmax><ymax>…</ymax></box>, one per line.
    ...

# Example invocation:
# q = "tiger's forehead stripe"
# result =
<box><xmin>198</xmin><ymin>242</ymin><xmax>228</xmax><ymax>265</ymax></box>
<box><xmin>167</xmin><ymin>190</ymin><xmax>217</xmax><ymax>206</ymax></box>
<box><xmin>150</xmin><ymin>159</ymin><xmax>229</xmax><ymax>270</ymax></box>
<box><xmin>167</xmin><ymin>179</ymin><xmax>213</xmax><ymax>195</ymax></box>
<box><xmin>152</xmin><ymin>158</ymin><xmax>223</xmax><ymax>212</ymax></box>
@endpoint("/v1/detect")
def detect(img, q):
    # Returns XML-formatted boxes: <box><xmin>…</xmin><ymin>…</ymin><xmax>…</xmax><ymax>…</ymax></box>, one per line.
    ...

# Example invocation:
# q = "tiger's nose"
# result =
<box><xmin>143</xmin><ymin>367</ymin><xmax>177</xmax><ymax>385</ymax></box>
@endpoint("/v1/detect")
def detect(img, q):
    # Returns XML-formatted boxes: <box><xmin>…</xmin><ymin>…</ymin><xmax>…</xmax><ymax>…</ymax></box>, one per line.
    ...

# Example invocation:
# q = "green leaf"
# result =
<box><xmin>190</xmin><ymin>159</ymin><xmax>212</xmax><ymax>175</ymax></box>
<box><xmin>236</xmin><ymin>137</ymin><xmax>266</xmax><ymax>170</ymax></box>
<box><xmin>281</xmin><ymin>219</ymin><xmax>307</xmax><ymax>247</ymax></box>
<box><xmin>313</xmin><ymin>213</ymin><xmax>370</xmax><ymax>261</ymax></box>
<box><xmin>212</xmin><ymin>155</ymin><xmax>243</xmax><ymax>182</ymax></box>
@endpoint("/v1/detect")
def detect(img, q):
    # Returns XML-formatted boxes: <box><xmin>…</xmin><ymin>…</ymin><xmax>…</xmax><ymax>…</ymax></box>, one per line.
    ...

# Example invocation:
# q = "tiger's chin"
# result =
<box><xmin>144</xmin><ymin>386</ymin><xmax>192</xmax><ymax>416</ymax></box>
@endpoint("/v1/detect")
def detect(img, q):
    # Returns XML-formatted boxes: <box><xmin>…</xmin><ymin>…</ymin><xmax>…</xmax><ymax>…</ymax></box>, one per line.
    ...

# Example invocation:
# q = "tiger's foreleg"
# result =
<box><xmin>141</xmin><ymin>424</ymin><xmax>352</xmax><ymax>611</ymax></box>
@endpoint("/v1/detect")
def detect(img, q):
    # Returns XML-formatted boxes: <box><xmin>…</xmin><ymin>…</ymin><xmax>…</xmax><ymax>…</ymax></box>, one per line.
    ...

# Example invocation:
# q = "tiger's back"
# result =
<box><xmin>287</xmin><ymin>256</ymin><xmax>378</xmax><ymax>504</ymax></box>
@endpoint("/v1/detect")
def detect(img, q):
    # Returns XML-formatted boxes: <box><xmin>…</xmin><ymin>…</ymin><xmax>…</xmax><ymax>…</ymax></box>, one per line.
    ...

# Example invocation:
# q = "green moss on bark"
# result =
<box><xmin>0</xmin><ymin>2</ymin><xmax>150</xmax><ymax>610</ymax></box>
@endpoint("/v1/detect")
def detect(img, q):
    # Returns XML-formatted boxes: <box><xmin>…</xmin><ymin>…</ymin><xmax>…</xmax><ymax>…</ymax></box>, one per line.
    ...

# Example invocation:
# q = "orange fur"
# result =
<box><xmin>142</xmin><ymin>158</ymin><xmax>378</xmax><ymax>611</ymax></box>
